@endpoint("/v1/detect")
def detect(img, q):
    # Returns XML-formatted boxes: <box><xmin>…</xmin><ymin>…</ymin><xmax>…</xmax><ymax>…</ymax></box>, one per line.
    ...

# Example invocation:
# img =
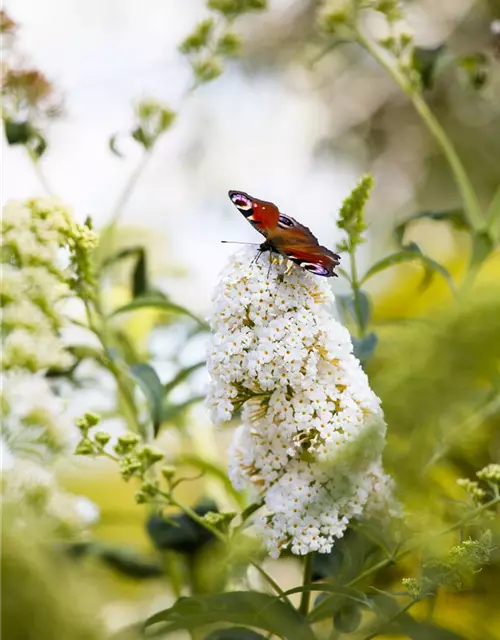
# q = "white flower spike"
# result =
<box><xmin>207</xmin><ymin>248</ymin><xmax>394</xmax><ymax>558</ymax></box>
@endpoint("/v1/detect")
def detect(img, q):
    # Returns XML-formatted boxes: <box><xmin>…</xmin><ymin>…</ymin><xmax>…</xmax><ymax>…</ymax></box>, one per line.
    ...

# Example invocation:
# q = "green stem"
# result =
<box><xmin>26</xmin><ymin>147</ymin><xmax>54</xmax><ymax>196</ymax></box>
<box><xmin>354</xmin><ymin>27</ymin><xmax>485</xmax><ymax>234</ymax></box>
<box><xmin>167</xmin><ymin>496</ymin><xmax>291</xmax><ymax>604</ymax></box>
<box><xmin>299</xmin><ymin>553</ymin><xmax>314</xmax><ymax>616</ymax></box>
<box><xmin>249</xmin><ymin>560</ymin><xmax>293</xmax><ymax>605</ymax></box>
<box><xmin>349</xmin><ymin>246</ymin><xmax>366</xmax><ymax>337</ymax></box>
<box><xmin>84</xmin><ymin>300</ymin><xmax>141</xmax><ymax>433</ymax></box>
<box><xmin>108</xmin><ymin>149</ymin><xmax>154</xmax><ymax>226</ymax></box>
<box><xmin>347</xmin><ymin>495</ymin><xmax>500</xmax><ymax>588</ymax></box>
<box><xmin>362</xmin><ymin>599</ymin><xmax>415</xmax><ymax>640</ymax></box>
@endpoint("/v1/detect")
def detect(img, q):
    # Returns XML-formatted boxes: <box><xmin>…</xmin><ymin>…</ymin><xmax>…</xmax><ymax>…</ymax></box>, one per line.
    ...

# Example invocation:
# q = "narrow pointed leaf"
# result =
<box><xmin>132</xmin><ymin>248</ymin><xmax>148</xmax><ymax>297</ymax></box>
<box><xmin>361</xmin><ymin>248</ymin><xmax>455</xmax><ymax>294</ymax></box>
<box><xmin>164</xmin><ymin>361</ymin><xmax>206</xmax><ymax>396</ymax></box>
<box><xmin>109</xmin><ymin>133</ymin><xmax>125</xmax><ymax>158</ymax></box>
<box><xmin>111</xmin><ymin>296</ymin><xmax>209</xmax><ymax>330</ymax></box>
<box><xmin>145</xmin><ymin>591</ymin><xmax>316</xmax><ymax>640</ymax></box>
<box><xmin>352</xmin><ymin>332</ymin><xmax>378</xmax><ymax>363</ymax></box>
<box><xmin>394</xmin><ymin>209</ymin><xmax>468</xmax><ymax>246</ymax></box>
<box><xmin>131</xmin><ymin>363</ymin><xmax>164</xmax><ymax>434</ymax></box>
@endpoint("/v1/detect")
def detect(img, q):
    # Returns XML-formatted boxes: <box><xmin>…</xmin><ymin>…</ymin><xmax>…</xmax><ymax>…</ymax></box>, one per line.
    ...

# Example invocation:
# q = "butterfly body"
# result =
<box><xmin>228</xmin><ymin>190</ymin><xmax>340</xmax><ymax>277</ymax></box>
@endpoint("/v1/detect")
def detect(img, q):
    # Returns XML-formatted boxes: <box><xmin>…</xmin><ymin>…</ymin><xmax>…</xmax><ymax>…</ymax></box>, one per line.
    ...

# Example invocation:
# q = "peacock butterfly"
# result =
<box><xmin>228</xmin><ymin>190</ymin><xmax>340</xmax><ymax>277</ymax></box>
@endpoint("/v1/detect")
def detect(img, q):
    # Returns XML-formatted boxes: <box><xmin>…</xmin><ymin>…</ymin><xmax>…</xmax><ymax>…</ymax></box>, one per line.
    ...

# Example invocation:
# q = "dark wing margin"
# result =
<box><xmin>228</xmin><ymin>190</ymin><xmax>280</xmax><ymax>238</ymax></box>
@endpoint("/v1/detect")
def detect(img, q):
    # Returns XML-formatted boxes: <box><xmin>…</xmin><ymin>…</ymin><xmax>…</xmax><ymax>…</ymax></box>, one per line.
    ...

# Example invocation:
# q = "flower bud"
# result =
<box><xmin>75</xmin><ymin>439</ymin><xmax>94</xmax><ymax>456</ymax></box>
<box><xmin>93</xmin><ymin>431</ymin><xmax>111</xmax><ymax>447</ymax></box>
<box><xmin>161</xmin><ymin>465</ymin><xmax>176</xmax><ymax>481</ymax></box>
<box><xmin>138</xmin><ymin>445</ymin><xmax>164</xmax><ymax>466</ymax></box>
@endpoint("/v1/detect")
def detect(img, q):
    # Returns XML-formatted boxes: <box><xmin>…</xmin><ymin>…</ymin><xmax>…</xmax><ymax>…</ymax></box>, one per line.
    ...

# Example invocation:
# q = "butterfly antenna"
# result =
<box><xmin>221</xmin><ymin>241</ymin><xmax>260</xmax><ymax>245</ymax></box>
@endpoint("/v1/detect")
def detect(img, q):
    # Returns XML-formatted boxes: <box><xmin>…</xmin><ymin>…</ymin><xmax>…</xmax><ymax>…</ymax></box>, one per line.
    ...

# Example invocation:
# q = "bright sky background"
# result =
<box><xmin>2</xmin><ymin>0</ymin><xmax>362</xmax><ymax>312</ymax></box>
<box><xmin>3</xmin><ymin>0</ymin><xmax>475</xmax><ymax>309</ymax></box>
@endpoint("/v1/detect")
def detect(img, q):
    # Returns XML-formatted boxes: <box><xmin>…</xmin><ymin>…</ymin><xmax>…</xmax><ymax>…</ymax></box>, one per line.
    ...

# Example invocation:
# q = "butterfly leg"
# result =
<box><xmin>267</xmin><ymin>250</ymin><xmax>273</xmax><ymax>279</ymax></box>
<box><xmin>250</xmin><ymin>250</ymin><xmax>263</xmax><ymax>267</ymax></box>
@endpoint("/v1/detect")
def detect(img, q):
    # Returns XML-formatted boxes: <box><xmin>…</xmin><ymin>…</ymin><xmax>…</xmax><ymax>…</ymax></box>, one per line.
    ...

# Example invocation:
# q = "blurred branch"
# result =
<box><xmin>83</xmin><ymin>300</ymin><xmax>142</xmax><ymax>433</ymax></box>
<box><xmin>353</xmin><ymin>27</ymin><xmax>485</xmax><ymax>236</ymax></box>
<box><xmin>26</xmin><ymin>146</ymin><xmax>54</xmax><ymax>196</ymax></box>
<box><xmin>108</xmin><ymin>149</ymin><xmax>154</xmax><ymax>226</ymax></box>
<box><xmin>347</xmin><ymin>495</ymin><xmax>500</xmax><ymax>588</ymax></box>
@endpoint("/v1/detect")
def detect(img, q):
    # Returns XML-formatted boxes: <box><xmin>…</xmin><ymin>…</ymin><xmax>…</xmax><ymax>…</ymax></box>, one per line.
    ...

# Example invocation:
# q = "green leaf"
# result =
<box><xmin>4</xmin><ymin>120</ymin><xmax>33</xmax><ymax>145</ymax></box>
<box><xmin>132</xmin><ymin>248</ymin><xmax>148</xmax><ymax>298</ymax></box>
<box><xmin>145</xmin><ymin>591</ymin><xmax>316</xmax><ymax>640</ymax></box>
<box><xmin>164</xmin><ymin>361</ymin><xmax>206</xmax><ymax>396</ymax></box>
<box><xmin>108</xmin><ymin>133</ymin><xmax>125</xmax><ymax>158</ymax></box>
<box><xmin>394</xmin><ymin>209</ymin><xmax>468</xmax><ymax>246</ymax></box>
<box><xmin>458</xmin><ymin>52</ymin><xmax>489</xmax><ymax>90</ymax></box>
<box><xmin>102</xmin><ymin>245</ymin><xmax>144</xmax><ymax>269</ymax></box>
<box><xmin>470</xmin><ymin>230</ymin><xmax>494</xmax><ymax>270</ymax></box>
<box><xmin>333</xmin><ymin>603</ymin><xmax>362</xmax><ymax>633</ymax></box>
<box><xmin>336</xmin><ymin>292</ymin><xmax>371</xmax><ymax>331</ymax></box>
<box><xmin>311</xmin><ymin>549</ymin><xmax>343</xmax><ymax>581</ymax></box>
<box><xmin>307</xmin><ymin>589</ymin><xmax>369</xmax><ymax>624</ymax></box>
<box><xmin>131</xmin><ymin>363</ymin><xmax>164</xmax><ymax>435</ymax></box>
<box><xmin>396</xmin><ymin>619</ymin><xmax>469</xmax><ymax>640</ymax></box>
<box><xmin>147</xmin><ymin>499</ymin><xmax>218</xmax><ymax>554</ymax></box>
<box><xmin>361</xmin><ymin>246</ymin><xmax>455</xmax><ymax>294</ymax></box>
<box><xmin>352</xmin><ymin>332</ymin><xmax>378</xmax><ymax>363</ymax></box>
<box><xmin>280</xmin><ymin>584</ymin><xmax>370</xmax><ymax>624</ymax></box>
<box><xmin>27</xmin><ymin>130</ymin><xmax>47</xmax><ymax>158</ymax></box>
<box><xmin>204</xmin><ymin>628</ymin><xmax>267</xmax><ymax>640</ymax></box>
<box><xmin>96</xmin><ymin>545</ymin><xmax>164</xmax><ymax>579</ymax></box>
<box><xmin>487</xmin><ymin>185</ymin><xmax>500</xmax><ymax>242</ymax></box>
<box><xmin>412</xmin><ymin>45</ymin><xmax>446</xmax><ymax>90</ymax></box>
<box><xmin>66</xmin><ymin>542</ymin><xmax>163</xmax><ymax>579</ymax></box>
<box><xmin>132</xmin><ymin>125</ymin><xmax>153</xmax><ymax>150</ymax></box>
<box><xmin>111</xmin><ymin>296</ymin><xmax>209</xmax><ymax>330</ymax></box>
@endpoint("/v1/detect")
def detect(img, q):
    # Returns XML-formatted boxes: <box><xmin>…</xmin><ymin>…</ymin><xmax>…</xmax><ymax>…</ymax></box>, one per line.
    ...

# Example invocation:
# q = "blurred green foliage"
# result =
<box><xmin>1</xmin><ymin>507</ymin><xmax>106</xmax><ymax>640</ymax></box>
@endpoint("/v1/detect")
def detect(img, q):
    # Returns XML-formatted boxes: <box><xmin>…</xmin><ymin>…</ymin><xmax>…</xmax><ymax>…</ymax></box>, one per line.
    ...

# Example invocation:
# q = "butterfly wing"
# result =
<box><xmin>228</xmin><ymin>190</ymin><xmax>279</xmax><ymax>238</ymax></box>
<box><xmin>269</xmin><ymin>214</ymin><xmax>341</xmax><ymax>277</ymax></box>
<box><xmin>228</xmin><ymin>190</ymin><xmax>340</xmax><ymax>277</ymax></box>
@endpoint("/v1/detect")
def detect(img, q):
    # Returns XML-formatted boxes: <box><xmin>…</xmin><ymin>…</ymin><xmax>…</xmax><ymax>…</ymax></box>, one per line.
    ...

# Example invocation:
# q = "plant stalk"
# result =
<box><xmin>354</xmin><ymin>27</ymin><xmax>485</xmax><ymax>234</ymax></box>
<box><xmin>349</xmin><ymin>245</ymin><xmax>366</xmax><ymax>338</ymax></box>
<box><xmin>299</xmin><ymin>553</ymin><xmax>314</xmax><ymax>616</ymax></box>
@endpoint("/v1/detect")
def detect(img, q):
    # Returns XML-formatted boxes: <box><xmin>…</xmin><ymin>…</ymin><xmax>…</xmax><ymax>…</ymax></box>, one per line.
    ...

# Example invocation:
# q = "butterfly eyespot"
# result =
<box><xmin>278</xmin><ymin>215</ymin><xmax>294</xmax><ymax>228</ymax></box>
<box><xmin>301</xmin><ymin>262</ymin><xmax>330</xmax><ymax>276</ymax></box>
<box><xmin>230</xmin><ymin>192</ymin><xmax>252</xmax><ymax>210</ymax></box>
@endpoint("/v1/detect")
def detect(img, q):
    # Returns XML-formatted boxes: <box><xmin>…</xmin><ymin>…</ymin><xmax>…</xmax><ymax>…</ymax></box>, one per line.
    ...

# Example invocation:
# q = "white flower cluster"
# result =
<box><xmin>207</xmin><ymin>249</ymin><xmax>394</xmax><ymax>558</ymax></box>
<box><xmin>1</xmin><ymin>199</ymin><xmax>100</xmax><ymax>534</ymax></box>
<box><xmin>1</xmin><ymin>371</ymin><xmax>71</xmax><ymax>459</ymax></box>
<box><xmin>1</xmin><ymin>198</ymin><xmax>82</xmax><ymax>372</ymax></box>
<box><xmin>2</xmin><ymin>459</ymin><xmax>99</xmax><ymax>536</ymax></box>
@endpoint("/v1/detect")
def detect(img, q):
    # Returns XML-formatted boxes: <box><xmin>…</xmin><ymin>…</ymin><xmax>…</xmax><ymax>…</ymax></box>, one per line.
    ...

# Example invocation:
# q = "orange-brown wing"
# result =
<box><xmin>228</xmin><ymin>190</ymin><xmax>280</xmax><ymax>238</ymax></box>
<box><xmin>269</xmin><ymin>214</ymin><xmax>340</xmax><ymax>277</ymax></box>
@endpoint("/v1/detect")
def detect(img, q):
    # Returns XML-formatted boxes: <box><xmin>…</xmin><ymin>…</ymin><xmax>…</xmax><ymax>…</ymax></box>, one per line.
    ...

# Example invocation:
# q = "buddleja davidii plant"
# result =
<box><xmin>334</xmin><ymin>174</ymin><xmax>457</xmax><ymax>362</ymax></box>
<box><xmin>1</xmin><ymin>3</ymin><xmax>269</xmax><ymax>443</ymax></box>
<box><xmin>316</xmin><ymin>0</ymin><xmax>499</xmax><ymax>289</ymax></box>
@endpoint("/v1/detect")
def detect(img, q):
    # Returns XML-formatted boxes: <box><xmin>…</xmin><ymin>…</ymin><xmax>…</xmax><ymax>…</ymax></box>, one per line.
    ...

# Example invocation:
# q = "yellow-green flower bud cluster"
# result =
<box><xmin>179</xmin><ymin>0</ymin><xmax>266</xmax><ymax>86</ymax></box>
